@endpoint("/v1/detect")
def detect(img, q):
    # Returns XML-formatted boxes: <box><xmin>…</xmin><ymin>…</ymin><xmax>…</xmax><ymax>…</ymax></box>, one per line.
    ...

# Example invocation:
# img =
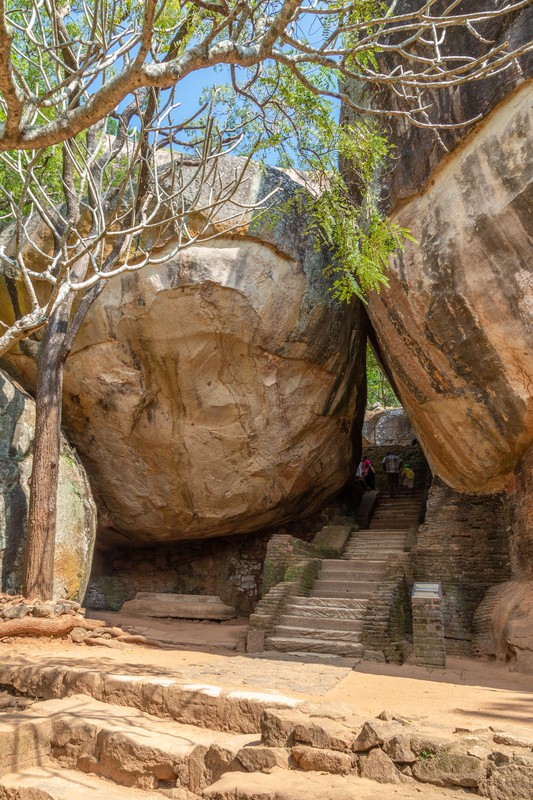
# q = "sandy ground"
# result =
<box><xmin>2</xmin><ymin>618</ymin><xmax>533</xmax><ymax>738</ymax></box>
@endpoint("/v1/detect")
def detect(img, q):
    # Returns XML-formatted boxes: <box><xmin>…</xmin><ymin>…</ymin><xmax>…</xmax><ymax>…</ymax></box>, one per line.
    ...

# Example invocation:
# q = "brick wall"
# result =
<box><xmin>505</xmin><ymin>442</ymin><xmax>533</xmax><ymax>578</ymax></box>
<box><xmin>414</xmin><ymin>478</ymin><xmax>511</xmax><ymax>654</ymax></box>
<box><xmin>362</xmin><ymin>554</ymin><xmax>413</xmax><ymax>663</ymax></box>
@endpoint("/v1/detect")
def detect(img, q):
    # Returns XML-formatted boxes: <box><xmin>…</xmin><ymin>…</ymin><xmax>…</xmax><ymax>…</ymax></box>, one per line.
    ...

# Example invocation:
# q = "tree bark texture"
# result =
<box><xmin>23</xmin><ymin>302</ymin><xmax>73</xmax><ymax>600</ymax></box>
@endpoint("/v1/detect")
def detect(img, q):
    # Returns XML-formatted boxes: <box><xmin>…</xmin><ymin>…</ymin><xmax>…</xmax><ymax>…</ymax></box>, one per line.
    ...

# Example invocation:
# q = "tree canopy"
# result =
<box><xmin>0</xmin><ymin>1</ymin><xmax>530</xmax><ymax>151</ymax></box>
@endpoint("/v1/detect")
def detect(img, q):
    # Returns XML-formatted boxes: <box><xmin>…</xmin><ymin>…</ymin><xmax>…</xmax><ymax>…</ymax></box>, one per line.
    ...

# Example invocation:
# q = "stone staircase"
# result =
<box><xmin>265</xmin><ymin>492</ymin><xmax>422</xmax><ymax>658</ymax></box>
<box><xmin>0</xmin><ymin>660</ymin><xmax>474</xmax><ymax>800</ymax></box>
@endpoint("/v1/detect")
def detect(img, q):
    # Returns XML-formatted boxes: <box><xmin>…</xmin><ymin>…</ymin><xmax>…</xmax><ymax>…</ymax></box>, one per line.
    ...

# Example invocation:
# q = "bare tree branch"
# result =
<box><xmin>0</xmin><ymin>0</ymin><xmax>530</xmax><ymax>150</ymax></box>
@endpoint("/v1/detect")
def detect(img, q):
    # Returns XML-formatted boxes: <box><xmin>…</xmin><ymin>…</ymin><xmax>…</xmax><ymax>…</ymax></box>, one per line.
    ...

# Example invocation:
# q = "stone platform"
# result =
<box><xmin>120</xmin><ymin>593</ymin><xmax>237</xmax><ymax>620</ymax></box>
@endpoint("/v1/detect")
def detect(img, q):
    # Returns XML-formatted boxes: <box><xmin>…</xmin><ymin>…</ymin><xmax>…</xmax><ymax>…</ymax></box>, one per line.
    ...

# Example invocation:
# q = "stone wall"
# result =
<box><xmin>415</xmin><ymin>479</ymin><xmax>511</xmax><ymax>655</ymax></box>
<box><xmin>506</xmin><ymin>442</ymin><xmax>533</xmax><ymax>578</ymax></box>
<box><xmin>472</xmin><ymin>443</ymin><xmax>533</xmax><ymax>672</ymax></box>
<box><xmin>84</xmin><ymin>508</ymin><xmax>338</xmax><ymax>615</ymax></box>
<box><xmin>362</xmin><ymin>554</ymin><xmax>412</xmax><ymax>664</ymax></box>
<box><xmin>85</xmin><ymin>531</ymin><xmax>270</xmax><ymax>615</ymax></box>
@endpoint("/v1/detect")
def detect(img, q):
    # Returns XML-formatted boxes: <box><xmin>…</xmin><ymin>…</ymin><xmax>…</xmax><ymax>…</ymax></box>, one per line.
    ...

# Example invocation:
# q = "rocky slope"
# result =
<box><xmin>0</xmin><ymin>370</ymin><xmax>96</xmax><ymax>600</ymax></box>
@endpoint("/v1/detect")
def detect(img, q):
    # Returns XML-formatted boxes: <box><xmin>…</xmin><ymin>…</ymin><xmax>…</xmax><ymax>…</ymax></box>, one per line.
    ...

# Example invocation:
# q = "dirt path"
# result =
<box><xmin>2</xmin><ymin>628</ymin><xmax>532</xmax><ymax>737</ymax></box>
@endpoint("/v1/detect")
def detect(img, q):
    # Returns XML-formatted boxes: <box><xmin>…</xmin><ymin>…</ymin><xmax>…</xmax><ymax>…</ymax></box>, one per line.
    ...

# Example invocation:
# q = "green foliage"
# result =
<box><xmin>366</xmin><ymin>345</ymin><xmax>400</xmax><ymax>408</ymax></box>
<box><xmin>0</xmin><ymin>2</ymin><xmax>415</xmax><ymax>304</ymax></box>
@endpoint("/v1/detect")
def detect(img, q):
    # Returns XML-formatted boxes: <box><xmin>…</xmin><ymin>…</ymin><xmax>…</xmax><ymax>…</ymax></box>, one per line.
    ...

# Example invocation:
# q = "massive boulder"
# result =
<box><xmin>362</xmin><ymin>407</ymin><xmax>414</xmax><ymax>448</ymax></box>
<box><xmin>342</xmin><ymin>1</ymin><xmax>533</xmax><ymax>495</ymax></box>
<box><xmin>342</xmin><ymin>4</ymin><xmax>533</xmax><ymax>669</ymax></box>
<box><xmin>0</xmin><ymin>369</ymin><xmax>96</xmax><ymax>600</ymax></box>
<box><xmin>3</xmin><ymin>161</ymin><xmax>362</xmax><ymax>545</ymax></box>
<box><xmin>367</xmin><ymin>81</ymin><xmax>533</xmax><ymax>494</ymax></box>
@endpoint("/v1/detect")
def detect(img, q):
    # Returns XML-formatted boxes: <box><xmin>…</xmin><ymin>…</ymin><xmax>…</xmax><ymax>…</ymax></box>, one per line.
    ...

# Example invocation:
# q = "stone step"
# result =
<box><xmin>368</xmin><ymin>523</ymin><xmax>413</xmax><ymax>530</ymax></box>
<box><xmin>272</xmin><ymin>625</ymin><xmax>362</xmax><ymax>643</ymax></box>
<box><xmin>312</xmin><ymin>580</ymin><xmax>378</xmax><ymax>593</ymax></box>
<box><xmin>17</xmin><ymin>695</ymin><xmax>256</xmax><ymax>793</ymax></box>
<box><xmin>283</xmin><ymin>604</ymin><xmax>367</xmax><ymax>620</ymax></box>
<box><xmin>203</xmin><ymin>769</ymin><xmax>467</xmax><ymax>800</ymax></box>
<box><xmin>0</xmin><ymin>767</ymin><xmax>166</xmax><ymax>800</ymax></box>
<box><xmin>0</xmin><ymin>663</ymin><xmax>301</xmax><ymax>735</ymax></box>
<box><xmin>288</xmin><ymin>596</ymin><xmax>367</xmax><ymax>610</ymax></box>
<box><xmin>319</xmin><ymin>564</ymin><xmax>387</xmax><ymax>577</ymax></box>
<box><xmin>350</xmin><ymin>530</ymin><xmax>407</xmax><ymax>536</ymax></box>
<box><xmin>265</xmin><ymin>636</ymin><xmax>364</xmax><ymax>657</ymax></box>
<box><xmin>278</xmin><ymin>615</ymin><xmax>364</xmax><ymax>631</ymax></box>
<box><xmin>346</xmin><ymin>537</ymin><xmax>406</xmax><ymax>545</ymax></box>
<box><xmin>0</xmin><ymin>709</ymin><xmax>52</xmax><ymax>776</ymax></box>
<box><xmin>311</xmin><ymin>583</ymin><xmax>372</xmax><ymax>600</ymax></box>
<box><xmin>343</xmin><ymin>546</ymin><xmax>405</xmax><ymax>555</ymax></box>
<box><xmin>344</xmin><ymin>543</ymin><xmax>405</xmax><ymax>550</ymax></box>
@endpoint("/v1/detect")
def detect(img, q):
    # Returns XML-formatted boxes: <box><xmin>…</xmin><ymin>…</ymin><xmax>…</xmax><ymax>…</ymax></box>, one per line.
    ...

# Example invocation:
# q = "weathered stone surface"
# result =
<box><xmin>358</xmin><ymin>748</ymin><xmax>402</xmax><ymax>784</ymax></box>
<box><xmin>411</xmin><ymin>752</ymin><xmax>486</xmax><ymax>788</ymax></box>
<box><xmin>120</xmin><ymin>593</ymin><xmax>236</xmax><ymax>620</ymax></box>
<box><xmin>3</xmin><ymin>160</ymin><xmax>361</xmax><ymax>545</ymax></box>
<box><xmin>473</xmin><ymin>580</ymin><xmax>533</xmax><ymax>673</ymax></box>
<box><xmin>235</xmin><ymin>746</ymin><xmax>288</xmax><ymax>773</ymax></box>
<box><xmin>383</xmin><ymin>734</ymin><xmax>416</xmax><ymax>764</ymax></box>
<box><xmin>311</xmin><ymin>526</ymin><xmax>352</xmax><ymax>557</ymax></box>
<box><xmin>481</xmin><ymin>764</ymin><xmax>533</xmax><ymax>800</ymax></box>
<box><xmin>291</xmin><ymin>745</ymin><xmax>353</xmax><ymax>775</ymax></box>
<box><xmin>353</xmin><ymin>720</ymin><xmax>404</xmax><ymax>753</ymax></box>
<box><xmin>260</xmin><ymin>707</ymin><xmax>359</xmax><ymax>752</ymax></box>
<box><xmin>362</xmin><ymin>407</ymin><xmax>414</xmax><ymax>447</ymax></box>
<box><xmin>0</xmin><ymin>370</ymin><xmax>96</xmax><ymax>601</ymax></box>
<box><xmin>365</xmin><ymin>82</ymin><xmax>533</xmax><ymax>496</ymax></box>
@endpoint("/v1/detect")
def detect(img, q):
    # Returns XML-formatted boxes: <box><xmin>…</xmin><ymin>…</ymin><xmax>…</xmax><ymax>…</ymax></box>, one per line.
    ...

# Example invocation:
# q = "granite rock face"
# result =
<box><xmin>362</xmin><ymin>407</ymin><xmax>414</xmax><ymax>448</ymax></box>
<box><xmin>341</xmin><ymin>2</ymin><xmax>533</xmax><ymax>495</ymax></box>
<box><xmin>366</xmin><ymin>81</ymin><xmax>533</xmax><ymax>495</ymax></box>
<box><xmin>4</xmin><ymin>160</ymin><xmax>361</xmax><ymax>545</ymax></box>
<box><xmin>0</xmin><ymin>369</ymin><xmax>96</xmax><ymax>600</ymax></box>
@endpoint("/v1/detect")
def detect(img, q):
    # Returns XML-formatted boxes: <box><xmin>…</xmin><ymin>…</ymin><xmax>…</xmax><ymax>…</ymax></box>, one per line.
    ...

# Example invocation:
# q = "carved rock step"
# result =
<box><xmin>283</xmin><ymin>602</ymin><xmax>367</xmax><ymax>620</ymax></box>
<box><xmin>320</xmin><ymin>559</ymin><xmax>387</xmax><ymax>571</ymax></box>
<box><xmin>0</xmin><ymin>710</ymin><xmax>52</xmax><ymax>776</ymax></box>
<box><xmin>310</xmin><ymin>589</ymin><xmax>373</xmax><ymax>600</ymax></box>
<box><xmin>272</xmin><ymin>625</ymin><xmax>362</xmax><ymax>643</ymax></box>
<box><xmin>346</xmin><ymin>536</ymin><xmax>406</xmax><ymax>542</ymax></box>
<box><xmin>265</xmin><ymin>636</ymin><xmax>364</xmax><ymax>657</ymax></box>
<box><xmin>311</xmin><ymin>580</ymin><xmax>378</xmax><ymax>595</ymax></box>
<box><xmin>349</xmin><ymin>530</ymin><xmax>407</xmax><ymax>538</ymax></box>
<box><xmin>278</xmin><ymin>615</ymin><xmax>364</xmax><ymax>632</ymax></box>
<box><xmin>203</xmin><ymin>768</ymin><xmax>468</xmax><ymax>800</ymax></box>
<box><xmin>3</xmin><ymin>695</ymin><xmax>255</xmax><ymax>793</ymax></box>
<box><xmin>319</xmin><ymin>565</ymin><xmax>387</xmax><ymax>578</ymax></box>
<box><xmin>343</xmin><ymin>548</ymin><xmax>405</xmax><ymax>559</ymax></box>
<box><xmin>288</xmin><ymin>597</ymin><xmax>368</xmax><ymax>610</ymax></box>
<box><xmin>369</xmin><ymin>521</ymin><xmax>416</xmax><ymax>530</ymax></box>
<box><xmin>120</xmin><ymin>592</ymin><xmax>236</xmax><ymax>620</ymax></box>
<box><xmin>0</xmin><ymin>663</ymin><xmax>301</xmax><ymax>735</ymax></box>
<box><xmin>0</xmin><ymin>767</ymin><xmax>168</xmax><ymax>800</ymax></box>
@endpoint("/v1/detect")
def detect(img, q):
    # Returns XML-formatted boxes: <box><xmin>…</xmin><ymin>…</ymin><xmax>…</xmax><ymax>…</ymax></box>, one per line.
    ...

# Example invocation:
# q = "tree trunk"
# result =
<box><xmin>23</xmin><ymin>302</ymin><xmax>72</xmax><ymax>600</ymax></box>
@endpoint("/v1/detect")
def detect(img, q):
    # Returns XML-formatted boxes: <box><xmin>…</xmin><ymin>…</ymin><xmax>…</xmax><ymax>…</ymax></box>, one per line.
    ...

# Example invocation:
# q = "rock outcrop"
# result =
<box><xmin>0</xmin><ymin>370</ymin><xmax>96</xmax><ymax>600</ymax></box>
<box><xmin>367</xmin><ymin>81</ymin><xmax>533</xmax><ymax>495</ymax></box>
<box><xmin>362</xmin><ymin>407</ymin><xmax>414</xmax><ymax>448</ymax></box>
<box><xmin>342</xmin><ymin>2</ymin><xmax>533</xmax><ymax>495</ymax></box>
<box><xmin>3</xmin><ymin>161</ymin><xmax>362</xmax><ymax>544</ymax></box>
<box><xmin>344</xmin><ymin>4</ymin><xmax>533</xmax><ymax>669</ymax></box>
